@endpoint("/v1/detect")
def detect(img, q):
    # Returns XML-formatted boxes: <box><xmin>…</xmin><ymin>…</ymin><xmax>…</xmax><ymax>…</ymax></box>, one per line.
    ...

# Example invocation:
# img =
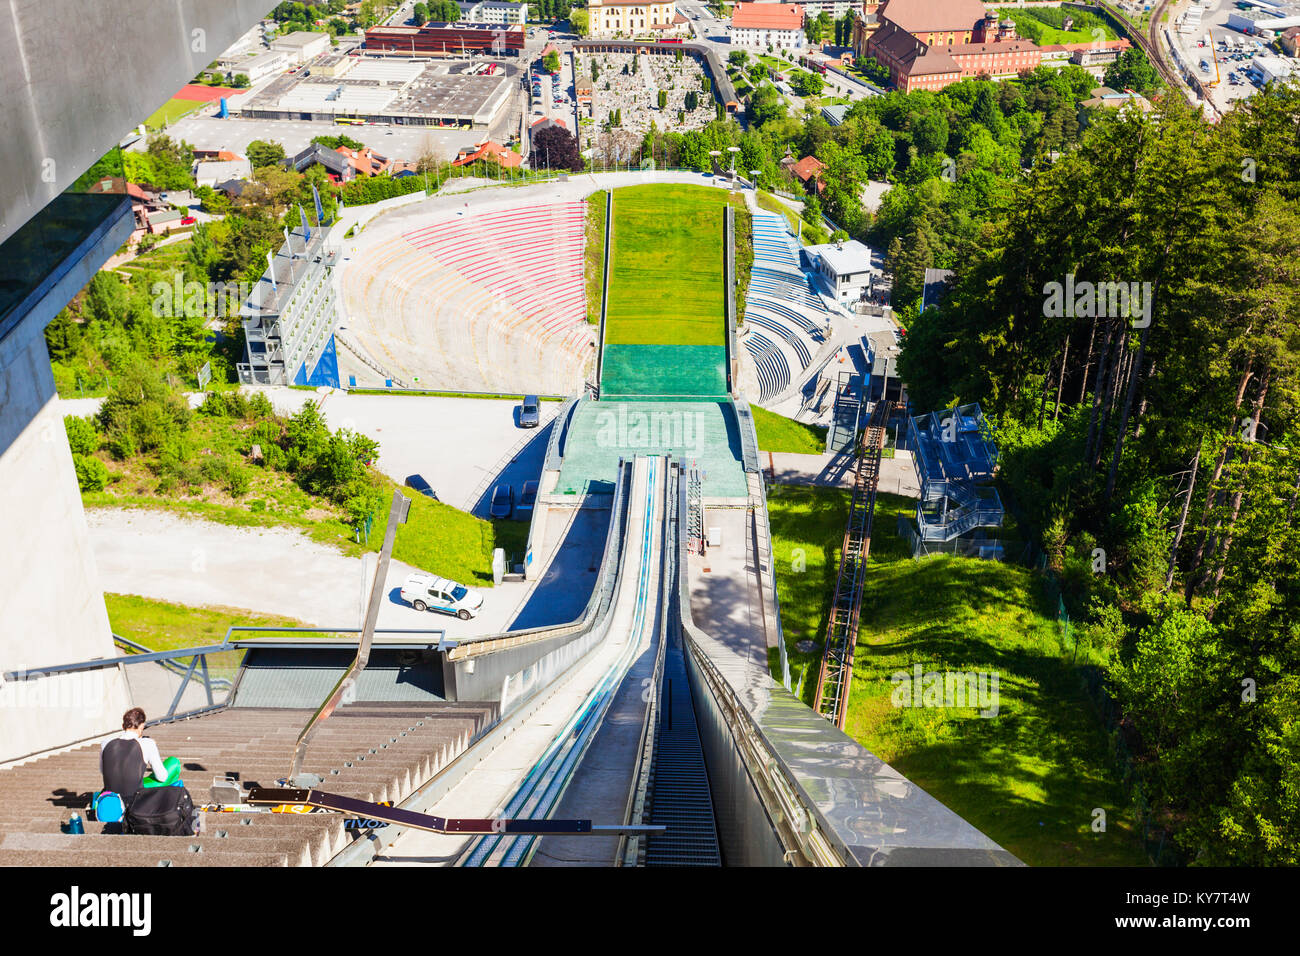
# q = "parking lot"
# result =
<box><xmin>260</xmin><ymin>387</ymin><xmax>560</xmax><ymax>517</ymax></box>
<box><xmin>1164</xmin><ymin>0</ymin><xmax>1298</xmax><ymax>114</ymax></box>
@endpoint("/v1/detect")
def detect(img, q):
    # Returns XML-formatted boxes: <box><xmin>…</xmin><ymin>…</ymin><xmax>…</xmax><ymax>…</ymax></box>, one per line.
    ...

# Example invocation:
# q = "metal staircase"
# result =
<box><xmin>814</xmin><ymin>399</ymin><xmax>888</xmax><ymax>728</ymax></box>
<box><xmin>904</xmin><ymin>404</ymin><xmax>1005</xmax><ymax>555</ymax></box>
<box><xmin>825</xmin><ymin>370</ymin><xmax>866</xmax><ymax>456</ymax></box>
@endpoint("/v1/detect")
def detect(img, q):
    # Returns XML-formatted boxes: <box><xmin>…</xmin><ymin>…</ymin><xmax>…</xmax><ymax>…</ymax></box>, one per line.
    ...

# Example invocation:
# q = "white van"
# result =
<box><xmin>400</xmin><ymin>573</ymin><xmax>484</xmax><ymax>620</ymax></box>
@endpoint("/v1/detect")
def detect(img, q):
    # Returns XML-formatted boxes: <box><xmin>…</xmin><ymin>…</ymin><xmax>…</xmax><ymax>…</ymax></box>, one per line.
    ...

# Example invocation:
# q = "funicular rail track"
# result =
<box><xmin>814</xmin><ymin>398</ymin><xmax>889</xmax><ymax>728</ymax></box>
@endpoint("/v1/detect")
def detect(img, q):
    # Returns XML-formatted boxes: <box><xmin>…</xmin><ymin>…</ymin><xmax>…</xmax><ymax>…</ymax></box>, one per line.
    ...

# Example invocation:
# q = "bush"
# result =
<box><xmin>226</xmin><ymin>465</ymin><xmax>251</xmax><ymax>498</ymax></box>
<box><xmin>246</xmin><ymin>393</ymin><xmax>274</xmax><ymax>418</ymax></box>
<box><xmin>64</xmin><ymin>416</ymin><xmax>99</xmax><ymax>456</ymax></box>
<box><xmin>72</xmin><ymin>453</ymin><xmax>109</xmax><ymax>492</ymax></box>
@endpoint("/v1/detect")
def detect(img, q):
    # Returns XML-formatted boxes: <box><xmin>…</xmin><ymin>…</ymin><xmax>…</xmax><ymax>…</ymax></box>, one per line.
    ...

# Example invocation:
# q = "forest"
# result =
<box><xmin>899</xmin><ymin>82</ymin><xmax>1300</xmax><ymax>865</ymax></box>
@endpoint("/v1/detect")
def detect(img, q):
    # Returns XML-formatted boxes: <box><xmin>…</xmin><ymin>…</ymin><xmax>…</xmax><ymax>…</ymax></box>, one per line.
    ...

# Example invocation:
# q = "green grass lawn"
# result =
<box><xmin>585</xmin><ymin>189</ymin><xmax>607</xmax><ymax>326</ymax></box>
<box><xmin>106</xmin><ymin>593</ymin><xmax>306</xmax><ymax>653</ymax></box>
<box><xmin>1005</xmin><ymin>10</ymin><xmax>1117</xmax><ymax>45</ymax></box>
<box><xmin>766</xmin><ymin>487</ymin><xmax>1148</xmax><ymax>866</ymax></box>
<box><xmin>604</xmin><ymin>184</ymin><xmax>727</xmax><ymax>347</ymax></box>
<box><xmin>346</xmin><ymin>388</ymin><xmax>563</xmax><ymax>401</ymax></box>
<box><xmin>751</xmin><ymin>406</ymin><xmax>826</xmax><ymax>454</ymax></box>
<box><xmin>732</xmin><ymin>200</ymin><xmax>753</xmax><ymax>325</ymax></box>
<box><xmin>145</xmin><ymin>97</ymin><xmax>205</xmax><ymax>129</ymax></box>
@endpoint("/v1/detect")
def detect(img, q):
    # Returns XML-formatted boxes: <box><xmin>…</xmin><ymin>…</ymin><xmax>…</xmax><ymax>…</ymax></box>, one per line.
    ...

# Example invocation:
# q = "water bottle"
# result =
<box><xmin>68</xmin><ymin>813</ymin><xmax>84</xmax><ymax>834</ymax></box>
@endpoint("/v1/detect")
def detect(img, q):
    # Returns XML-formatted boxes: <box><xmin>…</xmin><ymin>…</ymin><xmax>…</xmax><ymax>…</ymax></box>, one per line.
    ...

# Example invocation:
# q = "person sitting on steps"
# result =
<box><xmin>100</xmin><ymin>707</ymin><xmax>181</xmax><ymax>802</ymax></box>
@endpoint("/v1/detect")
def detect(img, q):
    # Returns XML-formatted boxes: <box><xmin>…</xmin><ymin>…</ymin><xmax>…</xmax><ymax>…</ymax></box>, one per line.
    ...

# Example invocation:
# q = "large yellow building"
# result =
<box><xmin>588</xmin><ymin>0</ymin><xmax>684</xmax><ymax>36</ymax></box>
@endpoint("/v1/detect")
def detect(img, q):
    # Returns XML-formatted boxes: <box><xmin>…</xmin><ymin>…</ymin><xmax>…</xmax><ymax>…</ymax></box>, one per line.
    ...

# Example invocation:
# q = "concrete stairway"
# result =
<box><xmin>0</xmin><ymin>702</ymin><xmax>497</xmax><ymax>867</ymax></box>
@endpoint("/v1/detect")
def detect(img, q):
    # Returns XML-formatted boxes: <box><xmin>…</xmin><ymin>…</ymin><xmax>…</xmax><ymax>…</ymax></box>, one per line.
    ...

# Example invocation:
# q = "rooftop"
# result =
<box><xmin>242</xmin><ymin>223</ymin><xmax>337</xmax><ymax>319</ymax></box>
<box><xmin>806</xmin><ymin>239</ymin><xmax>873</xmax><ymax>274</ymax></box>
<box><xmin>790</xmin><ymin>155</ymin><xmax>825</xmax><ymax>182</ymax></box>
<box><xmin>270</xmin><ymin>30</ymin><xmax>329</xmax><ymax>47</ymax></box>
<box><xmin>878</xmin><ymin>0</ymin><xmax>993</xmax><ymax>35</ymax></box>
<box><xmin>731</xmin><ymin>2</ymin><xmax>806</xmax><ymax>30</ymax></box>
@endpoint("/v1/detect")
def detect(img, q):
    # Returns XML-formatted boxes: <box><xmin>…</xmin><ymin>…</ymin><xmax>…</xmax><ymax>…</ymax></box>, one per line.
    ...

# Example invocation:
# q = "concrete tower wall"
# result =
<box><xmin>0</xmin><ymin>0</ymin><xmax>274</xmax><ymax>249</ymax></box>
<box><xmin>1</xmin><ymin>1</ymin><xmax>272</xmax><ymax>759</ymax></box>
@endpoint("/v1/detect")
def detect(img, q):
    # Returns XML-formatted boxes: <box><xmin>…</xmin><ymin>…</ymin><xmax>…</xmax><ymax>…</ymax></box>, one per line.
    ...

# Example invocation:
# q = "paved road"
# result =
<box><xmin>765</xmin><ymin>449</ymin><xmax>920</xmax><ymax>498</ymax></box>
<box><xmin>87</xmin><ymin>508</ymin><xmax>537</xmax><ymax>638</ymax></box>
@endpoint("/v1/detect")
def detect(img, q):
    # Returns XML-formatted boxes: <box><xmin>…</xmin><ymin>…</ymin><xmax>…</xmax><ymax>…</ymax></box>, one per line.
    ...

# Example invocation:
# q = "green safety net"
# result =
<box><xmin>599</xmin><ymin>344</ymin><xmax>727</xmax><ymax>400</ymax></box>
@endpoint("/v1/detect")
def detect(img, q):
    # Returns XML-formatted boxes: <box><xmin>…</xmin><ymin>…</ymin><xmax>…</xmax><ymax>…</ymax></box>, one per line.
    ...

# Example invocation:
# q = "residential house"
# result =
<box><xmin>285</xmin><ymin>143</ymin><xmax>355</xmax><ymax>182</ymax></box>
<box><xmin>335</xmin><ymin>146</ymin><xmax>391</xmax><ymax>177</ymax></box>
<box><xmin>782</xmin><ymin>154</ymin><xmax>826</xmax><ymax>194</ymax></box>
<box><xmin>452</xmin><ymin>141</ymin><xmax>524</xmax><ymax>168</ymax></box>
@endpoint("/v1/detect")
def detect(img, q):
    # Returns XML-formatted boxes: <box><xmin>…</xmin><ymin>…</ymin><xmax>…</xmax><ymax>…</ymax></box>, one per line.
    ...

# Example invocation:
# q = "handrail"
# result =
<box><xmin>113</xmin><ymin>633</ymin><xmax>232</xmax><ymax>690</ymax></box>
<box><xmin>12</xmin><ymin>627</ymin><xmax>456</xmax><ymax>679</ymax></box>
<box><xmin>5</xmin><ymin>644</ymin><xmax>232</xmax><ymax>680</ymax></box>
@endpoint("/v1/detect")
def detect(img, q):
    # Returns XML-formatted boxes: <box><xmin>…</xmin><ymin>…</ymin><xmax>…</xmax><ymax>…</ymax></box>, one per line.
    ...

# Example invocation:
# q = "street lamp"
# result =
<box><xmin>726</xmin><ymin>144</ymin><xmax>740</xmax><ymax>179</ymax></box>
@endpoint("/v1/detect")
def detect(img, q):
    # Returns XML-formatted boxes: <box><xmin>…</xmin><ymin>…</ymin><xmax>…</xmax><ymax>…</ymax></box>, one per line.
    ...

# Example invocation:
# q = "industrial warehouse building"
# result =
<box><xmin>236</xmin><ymin>54</ymin><xmax>513</xmax><ymax>128</ymax></box>
<box><xmin>365</xmin><ymin>22</ymin><xmax>526</xmax><ymax>55</ymax></box>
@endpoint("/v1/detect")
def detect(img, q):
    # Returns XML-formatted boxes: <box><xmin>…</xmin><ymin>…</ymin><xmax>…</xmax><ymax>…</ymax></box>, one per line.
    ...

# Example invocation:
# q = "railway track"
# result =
<box><xmin>1103</xmin><ymin>0</ymin><xmax>1219</xmax><ymax>116</ymax></box>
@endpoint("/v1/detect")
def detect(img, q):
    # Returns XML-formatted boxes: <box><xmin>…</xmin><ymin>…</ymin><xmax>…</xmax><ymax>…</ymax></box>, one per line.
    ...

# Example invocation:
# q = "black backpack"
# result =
<box><xmin>125</xmin><ymin>785</ymin><xmax>197</xmax><ymax>837</ymax></box>
<box><xmin>101</xmin><ymin>737</ymin><xmax>147</xmax><ymax>799</ymax></box>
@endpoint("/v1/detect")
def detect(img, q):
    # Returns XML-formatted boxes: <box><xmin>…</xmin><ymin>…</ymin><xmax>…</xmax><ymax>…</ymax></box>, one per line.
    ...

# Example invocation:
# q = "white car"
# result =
<box><xmin>400</xmin><ymin>573</ymin><xmax>484</xmax><ymax>620</ymax></box>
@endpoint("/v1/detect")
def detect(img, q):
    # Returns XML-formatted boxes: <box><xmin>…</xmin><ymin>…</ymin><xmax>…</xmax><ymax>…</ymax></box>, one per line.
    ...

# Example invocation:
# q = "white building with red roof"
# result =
<box><xmin>730</xmin><ymin>2</ymin><xmax>807</xmax><ymax>51</ymax></box>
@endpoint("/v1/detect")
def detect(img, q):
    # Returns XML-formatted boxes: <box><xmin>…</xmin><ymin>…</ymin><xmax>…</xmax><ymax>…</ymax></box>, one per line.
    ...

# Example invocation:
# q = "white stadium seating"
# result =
<box><xmin>339</xmin><ymin>201</ymin><xmax>595</xmax><ymax>393</ymax></box>
<box><xmin>738</xmin><ymin>211</ymin><xmax>828</xmax><ymax>405</ymax></box>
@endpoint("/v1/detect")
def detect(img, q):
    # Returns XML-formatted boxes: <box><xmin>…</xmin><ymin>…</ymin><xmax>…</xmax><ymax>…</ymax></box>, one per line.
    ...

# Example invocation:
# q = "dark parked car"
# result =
<box><xmin>404</xmin><ymin>474</ymin><xmax>438</xmax><ymax>500</ymax></box>
<box><xmin>519</xmin><ymin>395</ymin><xmax>540</xmax><ymax>428</ymax></box>
<box><xmin>517</xmin><ymin>480</ymin><xmax>539</xmax><ymax>516</ymax></box>
<box><xmin>489</xmin><ymin>484</ymin><xmax>514</xmax><ymax>519</ymax></box>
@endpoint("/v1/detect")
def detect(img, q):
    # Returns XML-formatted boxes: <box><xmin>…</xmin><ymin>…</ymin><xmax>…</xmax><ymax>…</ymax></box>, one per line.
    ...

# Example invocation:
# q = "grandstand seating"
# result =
<box><xmin>746</xmin><ymin>313</ymin><xmax>811</xmax><ymax>365</ymax></box>
<box><xmin>739</xmin><ymin>211</ymin><xmax>831</xmax><ymax>405</ymax></box>
<box><xmin>0</xmin><ymin>702</ymin><xmax>495</xmax><ymax>866</ymax></box>
<box><xmin>339</xmin><ymin>201</ymin><xmax>594</xmax><ymax>394</ymax></box>
<box><xmin>742</xmin><ymin>330</ymin><xmax>792</xmax><ymax>404</ymax></box>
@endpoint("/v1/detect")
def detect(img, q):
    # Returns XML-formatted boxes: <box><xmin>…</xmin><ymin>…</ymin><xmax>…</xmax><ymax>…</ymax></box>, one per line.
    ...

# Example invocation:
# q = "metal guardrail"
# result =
<box><xmin>673</xmin><ymin>479</ymin><xmax>847</xmax><ymax>866</ymax></box>
<box><xmin>542</xmin><ymin>394</ymin><xmax>580</xmax><ymax>473</ymax></box>
<box><xmin>9</xmin><ymin>627</ymin><xmax>454</xmax><ymax>727</ymax></box>
<box><xmin>113</xmin><ymin>632</ymin><xmax>232</xmax><ymax>691</ymax></box>
<box><xmin>733</xmin><ymin>397</ymin><xmax>762</xmax><ymax>474</ymax></box>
